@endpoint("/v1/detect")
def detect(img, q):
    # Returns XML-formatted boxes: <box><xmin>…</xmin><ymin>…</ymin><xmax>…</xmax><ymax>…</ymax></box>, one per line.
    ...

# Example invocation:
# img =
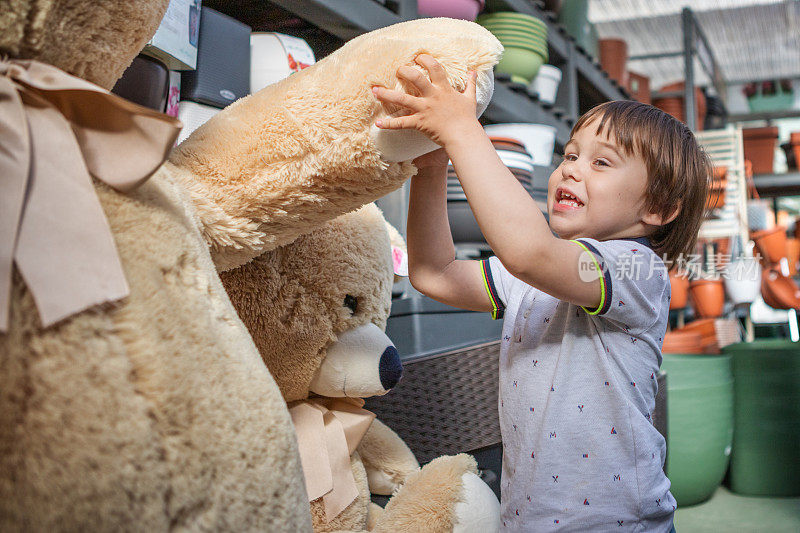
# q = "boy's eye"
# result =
<box><xmin>594</xmin><ymin>159</ymin><xmax>610</xmax><ymax>167</ymax></box>
<box><xmin>343</xmin><ymin>294</ymin><xmax>358</xmax><ymax>314</ymax></box>
<box><xmin>563</xmin><ymin>153</ymin><xmax>577</xmax><ymax>162</ymax></box>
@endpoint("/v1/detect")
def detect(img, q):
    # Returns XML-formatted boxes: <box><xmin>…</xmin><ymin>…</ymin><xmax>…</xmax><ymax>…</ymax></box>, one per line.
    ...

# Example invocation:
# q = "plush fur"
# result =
<box><xmin>222</xmin><ymin>204</ymin><xmax>494</xmax><ymax>532</ymax></box>
<box><xmin>169</xmin><ymin>17</ymin><xmax>503</xmax><ymax>271</ymax></box>
<box><xmin>0</xmin><ymin>2</ymin><xmax>501</xmax><ymax>529</ymax></box>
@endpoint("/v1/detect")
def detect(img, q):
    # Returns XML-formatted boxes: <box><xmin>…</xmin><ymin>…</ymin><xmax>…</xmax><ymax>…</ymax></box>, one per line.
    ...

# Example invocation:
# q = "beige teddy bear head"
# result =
<box><xmin>221</xmin><ymin>203</ymin><xmax>402</xmax><ymax>403</ymax></box>
<box><xmin>0</xmin><ymin>0</ymin><xmax>170</xmax><ymax>89</ymax></box>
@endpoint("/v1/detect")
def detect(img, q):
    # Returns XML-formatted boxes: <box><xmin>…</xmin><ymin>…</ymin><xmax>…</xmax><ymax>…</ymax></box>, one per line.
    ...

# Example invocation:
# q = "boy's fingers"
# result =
<box><xmin>372</xmin><ymin>86</ymin><xmax>422</xmax><ymax>111</ymax></box>
<box><xmin>375</xmin><ymin>115</ymin><xmax>416</xmax><ymax>130</ymax></box>
<box><xmin>415</xmin><ymin>54</ymin><xmax>448</xmax><ymax>86</ymax></box>
<box><xmin>396</xmin><ymin>64</ymin><xmax>435</xmax><ymax>96</ymax></box>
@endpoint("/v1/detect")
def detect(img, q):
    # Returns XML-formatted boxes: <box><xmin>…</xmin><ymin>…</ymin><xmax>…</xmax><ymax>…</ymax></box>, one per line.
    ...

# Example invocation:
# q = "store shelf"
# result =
<box><xmin>753</xmin><ymin>172</ymin><xmax>800</xmax><ymax>198</ymax></box>
<box><xmin>484</xmin><ymin>76</ymin><xmax>572</xmax><ymax>147</ymax></box>
<box><xmin>268</xmin><ymin>0</ymin><xmax>416</xmax><ymax>39</ymax></box>
<box><xmin>486</xmin><ymin>0</ymin><xmax>629</xmax><ymax>104</ymax></box>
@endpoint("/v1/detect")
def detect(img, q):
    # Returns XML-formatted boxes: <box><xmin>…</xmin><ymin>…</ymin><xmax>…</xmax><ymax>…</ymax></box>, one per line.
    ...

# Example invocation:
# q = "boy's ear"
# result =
<box><xmin>642</xmin><ymin>202</ymin><xmax>681</xmax><ymax>227</ymax></box>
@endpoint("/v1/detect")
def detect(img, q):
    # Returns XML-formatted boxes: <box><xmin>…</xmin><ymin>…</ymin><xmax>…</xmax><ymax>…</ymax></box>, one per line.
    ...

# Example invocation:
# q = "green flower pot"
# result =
<box><xmin>662</xmin><ymin>353</ymin><xmax>734</xmax><ymax>506</ymax></box>
<box><xmin>722</xmin><ymin>340</ymin><xmax>800</xmax><ymax>496</ymax></box>
<box><xmin>495</xmin><ymin>47</ymin><xmax>546</xmax><ymax>85</ymax></box>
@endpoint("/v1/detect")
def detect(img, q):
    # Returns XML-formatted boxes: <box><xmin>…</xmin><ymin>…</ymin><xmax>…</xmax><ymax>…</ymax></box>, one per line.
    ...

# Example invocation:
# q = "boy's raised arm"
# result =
<box><xmin>406</xmin><ymin>150</ymin><xmax>493</xmax><ymax>312</ymax></box>
<box><xmin>374</xmin><ymin>55</ymin><xmax>602</xmax><ymax>310</ymax></box>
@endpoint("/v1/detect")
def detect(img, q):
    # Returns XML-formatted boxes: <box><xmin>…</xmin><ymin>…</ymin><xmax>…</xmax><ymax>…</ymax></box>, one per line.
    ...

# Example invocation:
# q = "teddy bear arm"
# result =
<box><xmin>165</xmin><ymin>19</ymin><xmax>501</xmax><ymax>272</ymax></box>
<box><xmin>357</xmin><ymin>418</ymin><xmax>420</xmax><ymax>495</ymax></box>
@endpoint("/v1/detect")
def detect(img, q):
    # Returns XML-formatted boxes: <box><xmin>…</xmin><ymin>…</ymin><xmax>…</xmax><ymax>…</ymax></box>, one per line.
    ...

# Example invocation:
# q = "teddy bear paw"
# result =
<box><xmin>452</xmin><ymin>471</ymin><xmax>500</xmax><ymax>533</ymax></box>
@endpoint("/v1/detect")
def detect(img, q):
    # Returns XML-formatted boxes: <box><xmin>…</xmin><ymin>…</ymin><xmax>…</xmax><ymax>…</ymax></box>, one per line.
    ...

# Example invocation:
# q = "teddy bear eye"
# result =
<box><xmin>343</xmin><ymin>294</ymin><xmax>358</xmax><ymax>314</ymax></box>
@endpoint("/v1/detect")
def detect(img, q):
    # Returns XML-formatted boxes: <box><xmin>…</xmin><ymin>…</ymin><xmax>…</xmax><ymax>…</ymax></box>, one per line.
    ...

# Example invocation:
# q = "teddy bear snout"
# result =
<box><xmin>308</xmin><ymin>323</ymin><xmax>403</xmax><ymax>397</ymax></box>
<box><xmin>379</xmin><ymin>345</ymin><xmax>402</xmax><ymax>390</ymax></box>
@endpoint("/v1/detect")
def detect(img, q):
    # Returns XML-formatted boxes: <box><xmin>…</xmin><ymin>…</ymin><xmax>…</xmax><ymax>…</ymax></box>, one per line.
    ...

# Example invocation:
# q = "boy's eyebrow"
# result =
<box><xmin>598</xmin><ymin>141</ymin><xmax>624</xmax><ymax>160</ymax></box>
<box><xmin>564</xmin><ymin>139</ymin><xmax>577</xmax><ymax>151</ymax></box>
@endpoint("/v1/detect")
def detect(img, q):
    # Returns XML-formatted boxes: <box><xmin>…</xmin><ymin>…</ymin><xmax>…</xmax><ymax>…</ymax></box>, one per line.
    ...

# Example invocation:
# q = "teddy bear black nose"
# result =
<box><xmin>379</xmin><ymin>345</ymin><xmax>402</xmax><ymax>390</ymax></box>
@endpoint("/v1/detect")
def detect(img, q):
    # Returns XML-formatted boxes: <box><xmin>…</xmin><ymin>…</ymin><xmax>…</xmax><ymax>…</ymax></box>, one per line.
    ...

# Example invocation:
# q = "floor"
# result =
<box><xmin>674</xmin><ymin>486</ymin><xmax>800</xmax><ymax>532</ymax></box>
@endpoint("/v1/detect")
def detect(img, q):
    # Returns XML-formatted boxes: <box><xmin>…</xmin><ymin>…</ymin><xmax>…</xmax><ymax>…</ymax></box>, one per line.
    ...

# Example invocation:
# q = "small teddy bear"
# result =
<box><xmin>221</xmin><ymin>203</ymin><xmax>500</xmax><ymax>532</ymax></box>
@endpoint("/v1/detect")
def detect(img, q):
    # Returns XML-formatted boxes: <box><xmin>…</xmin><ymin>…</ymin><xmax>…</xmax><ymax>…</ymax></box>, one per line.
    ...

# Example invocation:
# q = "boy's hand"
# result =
<box><xmin>372</xmin><ymin>54</ymin><xmax>481</xmax><ymax>148</ymax></box>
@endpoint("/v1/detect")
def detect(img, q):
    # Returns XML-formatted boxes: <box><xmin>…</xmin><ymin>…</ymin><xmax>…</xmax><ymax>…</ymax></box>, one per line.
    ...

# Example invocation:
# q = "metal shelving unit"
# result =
<box><xmin>632</xmin><ymin>7</ymin><xmax>728</xmax><ymax>132</ymax></box>
<box><xmin>753</xmin><ymin>172</ymin><xmax>800</xmax><ymax>198</ymax></box>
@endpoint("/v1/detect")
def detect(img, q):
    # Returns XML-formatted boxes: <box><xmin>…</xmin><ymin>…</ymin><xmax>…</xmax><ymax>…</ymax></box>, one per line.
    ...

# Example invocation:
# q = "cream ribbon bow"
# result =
<box><xmin>0</xmin><ymin>59</ymin><xmax>181</xmax><ymax>332</ymax></box>
<box><xmin>288</xmin><ymin>397</ymin><xmax>377</xmax><ymax>522</ymax></box>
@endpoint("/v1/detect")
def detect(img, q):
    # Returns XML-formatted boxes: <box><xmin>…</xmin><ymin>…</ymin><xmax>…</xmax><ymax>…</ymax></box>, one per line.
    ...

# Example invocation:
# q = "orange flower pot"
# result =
<box><xmin>787</xmin><ymin>238</ymin><xmax>800</xmax><ymax>276</ymax></box>
<box><xmin>669</xmin><ymin>270</ymin><xmax>690</xmax><ymax>310</ymax></box>
<box><xmin>626</xmin><ymin>70</ymin><xmax>651</xmax><ymax>104</ymax></box>
<box><xmin>599</xmin><ymin>38</ymin><xmax>628</xmax><ymax>86</ymax></box>
<box><xmin>751</xmin><ymin>226</ymin><xmax>787</xmax><ymax>264</ymax></box>
<box><xmin>662</xmin><ymin>330</ymin><xmax>703</xmax><ymax>354</ymax></box>
<box><xmin>676</xmin><ymin>318</ymin><xmax>719</xmax><ymax>354</ymax></box>
<box><xmin>743</xmin><ymin>126</ymin><xmax>778</xmax><ymax>175</ymax></box>
<box><xmin>690</xmin><ymin>278</ymin><xmax>725</xmax><ymax>318</ymax></box>
<box><xmin>706</xmin><ymin>167</ymin><xmax>727</xmax><ymax>211</ymax></box>
<box><xmin>761</xmin><ymin>267</ymin><xmax>800</xmax><ymax>310</ymax></box>
<box><xmin>654</xmin><ymin>81</ymin><xmax>706</xmax><ymax>130</ymax></box>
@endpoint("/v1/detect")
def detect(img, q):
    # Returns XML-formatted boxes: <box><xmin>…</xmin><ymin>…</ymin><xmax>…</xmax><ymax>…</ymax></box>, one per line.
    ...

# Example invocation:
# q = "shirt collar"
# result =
<box><xmin>619</xmin><ymin>236</ymin><xmax>653</xmax><ymax>249</ymax></box>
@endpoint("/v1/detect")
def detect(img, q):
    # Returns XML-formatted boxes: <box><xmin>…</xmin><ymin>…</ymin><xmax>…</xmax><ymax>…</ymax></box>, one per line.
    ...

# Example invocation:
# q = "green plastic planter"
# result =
<box><xmin>662</xmin><ymin>353</ymin><xmax>734</xmax><ymax>506</ymax></box>
<box><xmin>495</xmin><ymin>47</ymin><xmax>546</xmax><ymax>84</ymax></box>
<box><xmin>722</xmin><ymin>340</ymin><xmax>800</xmax><ymax>496</ymax></box>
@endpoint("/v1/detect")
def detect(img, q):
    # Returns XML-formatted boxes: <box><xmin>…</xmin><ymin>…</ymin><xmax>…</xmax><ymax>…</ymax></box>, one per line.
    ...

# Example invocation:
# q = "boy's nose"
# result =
<box><xmin>561</xmin><ymin>161</ymin><xmax>582</xmax><ymax>181</ymax></box>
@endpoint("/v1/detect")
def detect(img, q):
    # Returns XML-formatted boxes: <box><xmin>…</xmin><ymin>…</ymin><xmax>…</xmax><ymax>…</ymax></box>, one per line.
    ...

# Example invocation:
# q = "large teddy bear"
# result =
<box><xmin>220</xmin><ymin>203</ymin><xmax>500</xmax><ymax>532</ymax></box>
<box><xmin>0</xmin><ymin>0</ymin><xmax>501</xmax><ymax>530</ymax></box>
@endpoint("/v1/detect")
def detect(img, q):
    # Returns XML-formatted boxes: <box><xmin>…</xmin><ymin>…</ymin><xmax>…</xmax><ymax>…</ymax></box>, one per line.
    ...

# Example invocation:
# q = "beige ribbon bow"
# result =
<box><xmin>0</xmin><ymin>59</ymin><xmax>181</xmax><ymax>332</ymax></box>
<box><xmin>289</xmin><ymin>397</ymin><xmax>377</xmax><ymax>521</ymax></box>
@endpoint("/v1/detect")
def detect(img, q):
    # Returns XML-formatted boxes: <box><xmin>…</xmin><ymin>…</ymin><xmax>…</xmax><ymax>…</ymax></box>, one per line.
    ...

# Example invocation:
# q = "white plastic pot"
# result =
<box><xmin>724</xmin><ymin>257</ymin><xmax>762</xmax><ymax>304</ymax></box>
<box><xmin>529</xmin><ymin>65</ymin><xmax>562</xmax><ymax>105</ymax></box>
<box><xmin>484</xmin><ymin>123</ymin><xmax>556</xmax><ymax>166</ymax></box>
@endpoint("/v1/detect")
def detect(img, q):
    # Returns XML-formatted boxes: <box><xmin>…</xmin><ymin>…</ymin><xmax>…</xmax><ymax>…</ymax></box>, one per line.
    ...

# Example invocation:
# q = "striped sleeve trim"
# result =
<box><xmin>480</xmin><ymin>258</ymin><xmax>505</xmax><ymax>320</ymax></box>
<box><xmin>571</xmin><ymin>239</ymin><xmax>613</xmax><ymax>316</ymax></box>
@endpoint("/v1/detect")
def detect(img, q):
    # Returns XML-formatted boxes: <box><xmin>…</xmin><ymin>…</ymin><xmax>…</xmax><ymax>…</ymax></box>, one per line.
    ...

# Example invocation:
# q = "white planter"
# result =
<box><xmin>529</xmin><ymin>64</ymin><xmax>562</xmax><ymax>105</ymax></box>
<box><xmin>724</xmin><ymin>258</ymin><xmax>762</xmax><ymax>304</ymax></box>
<box><xmin>484</xmin><ymin>123</ymin><xmax>556</xmax><ymax>166</ymax></box>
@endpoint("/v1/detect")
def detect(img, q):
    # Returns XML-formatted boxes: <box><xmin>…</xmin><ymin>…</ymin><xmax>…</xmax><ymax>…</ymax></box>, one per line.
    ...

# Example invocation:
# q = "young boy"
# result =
<box><xmin>373</xmin><ymin>55</ymin><xmax>710</xmax><ymax>531</ymax></box>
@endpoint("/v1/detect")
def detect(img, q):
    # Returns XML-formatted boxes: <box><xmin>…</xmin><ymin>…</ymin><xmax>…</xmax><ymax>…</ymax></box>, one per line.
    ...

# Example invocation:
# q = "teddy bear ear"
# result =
<box><xmin>385</xmin><ymin>222</ymin><xmax>408</xmax><ymax>278</ymax></box>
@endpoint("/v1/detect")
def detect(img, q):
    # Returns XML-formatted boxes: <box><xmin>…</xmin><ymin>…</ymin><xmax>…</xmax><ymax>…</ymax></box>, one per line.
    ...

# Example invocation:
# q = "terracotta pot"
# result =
<box><xmin>751</xmin><ymin>226</ymin><xmax>787</xmax><ymax>264</ymax></box>
<box><xmin>743</xmin><ymin>126</ymin><xmax>778</xmax><ymax>175</ymax></box>
<box><xmin>599</xmin><ymin>38</ymin><xmax>628</xmax><ymax>86</ymax></box>
<box><xmin>669</xmin><ymin>269</ymin><xmax>690</xmax><ymax>309</ymax></box>
<box><xmin>690</xmin><ymin>278</ymin><xmax>725</xmax><ymax>319</ymax></box>
<box><xmin>626</xmin><ymin>70</ymin><xmax>651</xmax><ymax>104</ymax></box>
<box><xmin>791</xmin><ymin>132</ymin><xmax>800</xmax><ymax>171</ymax></box>
<box><xmin>761</xmin><ymin>267</ymin><xmax>800</xmax><ymax>310</ymax></box>
<box><xmin>713</xmin><ymin>238</ymin><xmax>730</xmax><ymax>268</ymax></box>
<box><xmin>677</xmin><ymin>318</ymin><xmax>720</xmax><ymax>354</ymax></box>
<box><xmin>706</xmin><ymin>171</ymin><xmax>727</xmax><ymax>211</ymax></box>
<box><xmin>787</xmin><ymin>238</ymin><xmax>800</xmax><ymax>276</ymax></box>
<box><xmin>654</xmin><ymin>81</ymin><xmax>706</xmax><ymax>130</ymax></box>
<box><xmin>662</xmin><ymin>330</ymin><xmax>704</xmax><ymax>354</ymax></box>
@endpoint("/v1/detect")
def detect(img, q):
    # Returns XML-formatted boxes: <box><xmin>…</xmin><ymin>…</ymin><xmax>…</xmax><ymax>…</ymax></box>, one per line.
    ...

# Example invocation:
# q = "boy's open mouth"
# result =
<box><xmin>555</xmin><ymin>187</ymin><xmax>585</xmax><ymax>209</ymax></box>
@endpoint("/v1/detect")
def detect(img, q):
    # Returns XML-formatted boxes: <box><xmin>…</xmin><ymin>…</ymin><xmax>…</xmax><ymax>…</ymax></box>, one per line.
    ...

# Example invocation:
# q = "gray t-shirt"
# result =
<box><xmin>481</xmin><ymin>237</ymin><xmax>676</xmax><ymax>532</ymax></box>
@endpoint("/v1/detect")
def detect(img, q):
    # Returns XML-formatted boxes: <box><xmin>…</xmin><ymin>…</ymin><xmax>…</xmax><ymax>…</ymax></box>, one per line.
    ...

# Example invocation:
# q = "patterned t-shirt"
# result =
<box><xmin>481</xmin><ymin>237</ymin><xmax>676</xmax><ymax>532</ymax></box>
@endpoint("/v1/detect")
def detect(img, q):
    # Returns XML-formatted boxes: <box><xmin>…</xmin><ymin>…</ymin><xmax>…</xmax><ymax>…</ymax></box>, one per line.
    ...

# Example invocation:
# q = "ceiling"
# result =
<box><xmin>588</xmin><ymin>0</ymin><xmax>800</xmax><ymax>91</ymax></box>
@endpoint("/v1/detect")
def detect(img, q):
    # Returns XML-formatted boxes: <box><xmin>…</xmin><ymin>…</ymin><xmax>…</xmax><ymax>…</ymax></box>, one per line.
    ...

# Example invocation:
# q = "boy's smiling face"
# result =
<box><xmin>547</xmin><ymin>119</ymin><xmax>652</xmax><ymax>241</ymax></box>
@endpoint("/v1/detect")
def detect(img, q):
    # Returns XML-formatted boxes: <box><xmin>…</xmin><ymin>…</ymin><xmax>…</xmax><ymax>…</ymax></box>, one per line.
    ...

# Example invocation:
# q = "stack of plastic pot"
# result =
<box><xmin>721</xmin><ymin>340</ymin><xmax>800</xmax><ymax>496</ymax></box>
<box><xmin>661</xmin><ymin>352</ymin><xmax>734</xmax><ymax>506</ymax></box>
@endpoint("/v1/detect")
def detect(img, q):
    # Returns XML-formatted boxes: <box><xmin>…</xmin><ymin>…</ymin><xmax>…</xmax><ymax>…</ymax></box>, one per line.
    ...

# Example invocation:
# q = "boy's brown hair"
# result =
<box><xmin>571</xmin><ymin>100</ymin><xmax>711</xmax><ymax>265</ymax></box>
